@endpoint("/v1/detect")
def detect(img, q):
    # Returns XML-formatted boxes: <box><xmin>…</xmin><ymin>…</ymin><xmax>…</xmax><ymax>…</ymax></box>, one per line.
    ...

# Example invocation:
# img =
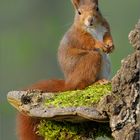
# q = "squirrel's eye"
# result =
<box><xmin>78</xmin><ymin>10</ymin><xmax>81</xmax><ymax>15</ymax></box>
<box><xmin>96</xmin><ymin>7</ymin><xmax>99</xmax><ymax>11</ymax></box>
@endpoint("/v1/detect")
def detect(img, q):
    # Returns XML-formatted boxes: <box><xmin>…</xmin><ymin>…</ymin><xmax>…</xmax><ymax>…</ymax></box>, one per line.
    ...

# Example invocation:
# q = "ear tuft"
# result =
<box><xmin>90</xmin><ymin>0</ymin><xmax>98</xmax><ymax>4</ymax></box>
<box><xmin>71</xmin><ymin>0</ymin><xmax>80</xmax><ymax>9</ymax></box>
<box><xmin>94</xmin><ymin>0</ymin><xmax>98</xmax><ymax>4</ymax></box>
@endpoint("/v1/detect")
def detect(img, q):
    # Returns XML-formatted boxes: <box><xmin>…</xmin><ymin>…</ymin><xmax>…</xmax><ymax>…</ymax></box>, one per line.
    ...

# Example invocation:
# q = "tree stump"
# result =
<box><xmin>7</xmin><ymin>19</ymin><xmax>140</xmax><ymax>140</ymax></box>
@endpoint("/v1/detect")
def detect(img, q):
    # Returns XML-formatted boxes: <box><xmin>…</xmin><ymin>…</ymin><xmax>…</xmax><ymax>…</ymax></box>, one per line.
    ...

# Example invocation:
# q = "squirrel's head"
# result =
<box><xmin>71</xmin><ymin>0</ymin><xmax>103</xmax><ymax>29</ymax></box>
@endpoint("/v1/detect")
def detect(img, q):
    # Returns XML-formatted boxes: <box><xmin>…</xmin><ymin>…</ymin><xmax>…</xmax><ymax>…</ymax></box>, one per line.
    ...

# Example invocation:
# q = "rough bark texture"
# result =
<box><xmin>98</xmin><ymin>19</ymin><xmax>140</xmax><ymax>140</ymax></box>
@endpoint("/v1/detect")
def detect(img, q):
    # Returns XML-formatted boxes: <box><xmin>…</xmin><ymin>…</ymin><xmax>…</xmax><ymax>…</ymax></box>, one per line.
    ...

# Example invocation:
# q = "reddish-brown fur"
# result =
<box><xmin>18</xmin><ymin>114</ymin><xmax>43</xmax><ymax>140</ymax></box>
<box><xmin>18</xmin><ymin>0</ymin><xmax>114</xmax><ymax>139</ymax></box>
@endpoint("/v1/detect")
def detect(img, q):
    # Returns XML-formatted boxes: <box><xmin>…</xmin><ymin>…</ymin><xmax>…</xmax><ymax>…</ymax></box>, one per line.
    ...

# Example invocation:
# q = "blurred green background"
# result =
<box><xmin>0</xmin><ymin>0</ymin><xmax>139</xmax><ymax>139</ymax></box>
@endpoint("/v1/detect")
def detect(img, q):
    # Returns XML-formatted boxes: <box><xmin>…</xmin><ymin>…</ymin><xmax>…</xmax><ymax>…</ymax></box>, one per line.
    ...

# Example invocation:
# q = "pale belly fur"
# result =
<box><xmin>97</xmin><ymin>53</ymin><xmax>111</xmax><ymax>80</ymax></box>
<box><xmin>87</xmin><ymin>24</ymin><xmax>111</xmax><ymax>80</ymax></box>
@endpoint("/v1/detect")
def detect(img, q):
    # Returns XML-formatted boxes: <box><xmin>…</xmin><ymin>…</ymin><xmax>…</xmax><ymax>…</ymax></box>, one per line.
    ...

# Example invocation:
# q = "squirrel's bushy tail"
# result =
<box><xmin>17</xmin><ymin>114</ymin><xmax>43</xmax><ymax>140</ymax></box>
<box><xmin>26</xmin><ymin>79</ymin><xmax>66</xmax><ymax>92</ymax></box>
<box><xmin>26</xmin><ymin>79</ymin><xmax>92</xmax><ymax>92</ymax></box>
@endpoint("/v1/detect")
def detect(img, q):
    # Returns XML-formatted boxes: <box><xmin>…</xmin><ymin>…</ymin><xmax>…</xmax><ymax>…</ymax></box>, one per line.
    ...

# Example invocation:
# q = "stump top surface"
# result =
<box><xmin>7</xmin><ymin>84</ymin><xmax>111</xmax><ymax>122</ymax></box>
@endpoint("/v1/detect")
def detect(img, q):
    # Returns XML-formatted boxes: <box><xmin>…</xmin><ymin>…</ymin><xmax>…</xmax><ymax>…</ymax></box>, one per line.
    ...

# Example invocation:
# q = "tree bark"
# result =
<box><xmin>98</xmin><ymin>19</ymin><xmax>140</xmax><ymax>140</ymax></box>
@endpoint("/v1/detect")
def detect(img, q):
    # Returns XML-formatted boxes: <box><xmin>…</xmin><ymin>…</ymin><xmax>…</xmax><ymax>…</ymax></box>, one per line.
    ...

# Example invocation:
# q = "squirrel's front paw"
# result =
<box><xmin>103</xmin><ymin>40</ymin><xmax>114</xmax><ymax>53</ymax></box>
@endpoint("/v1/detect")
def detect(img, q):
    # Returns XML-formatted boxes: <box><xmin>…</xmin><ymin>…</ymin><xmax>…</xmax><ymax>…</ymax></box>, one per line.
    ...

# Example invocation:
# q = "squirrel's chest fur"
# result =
<box><xmin>87</xmin><ymin>24</ymin><xmax>111</xmax><ymax>79</ymax></box>
<box><xmin>87</xmin><ymin>24</ymin><xmax>107</xmax><ymax>41</ymax></box>
<box><xmin>58</xmin><ymin>25</ymin><xmax>111</xmax><ymax>80</ymax></box>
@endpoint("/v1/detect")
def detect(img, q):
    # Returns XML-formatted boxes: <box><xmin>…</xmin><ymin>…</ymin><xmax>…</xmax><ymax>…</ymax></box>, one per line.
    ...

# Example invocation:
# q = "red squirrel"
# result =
<box><xmin>18</xmin><ymin>0</ymin><xmax>114</xmax><ymax>139</ymax></box>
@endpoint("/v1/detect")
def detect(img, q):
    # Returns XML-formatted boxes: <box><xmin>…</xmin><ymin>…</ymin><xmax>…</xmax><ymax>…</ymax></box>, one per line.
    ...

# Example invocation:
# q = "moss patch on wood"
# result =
<box><xmin>37</xmin><ymin>120</ymin><xmax>112</xmax><ymax>140</ymax></box>
<box><xmin>45</xmin><ymin>83</ymin><xmax>112</xmax><ymax>108</ymax></box>
<box><xmin>37</xmin><ymin>84</ymin><xmax>112</xmax><ymax>140</ymax></box>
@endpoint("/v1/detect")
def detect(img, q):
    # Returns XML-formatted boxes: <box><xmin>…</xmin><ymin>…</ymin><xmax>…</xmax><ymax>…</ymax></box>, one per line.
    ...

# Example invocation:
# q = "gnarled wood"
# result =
<box><xmin>98</xmin><ymin>19</ymin><xmax>140</xmax><ymax>140</ymax></box>
<box><xmin>7</xmin><ymin>19</ymin><xmax>140</xmax><ymax>140</ymax></box>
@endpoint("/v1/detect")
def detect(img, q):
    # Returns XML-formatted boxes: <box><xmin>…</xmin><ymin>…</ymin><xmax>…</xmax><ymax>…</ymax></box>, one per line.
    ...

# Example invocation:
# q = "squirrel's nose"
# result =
<box><xmin>87</xmin><ymin>17</ymin><xmax>96</xmax><ymax>26</ymax></box>
<box><xmin>85</xmin><ymin>16</ymin><xmax>96</xmax><ymax>27</ymax></box>
<box><xmin>89</xmin><ymin>19</ymin><xmax>94</xmax><ymax>26</ymax></box>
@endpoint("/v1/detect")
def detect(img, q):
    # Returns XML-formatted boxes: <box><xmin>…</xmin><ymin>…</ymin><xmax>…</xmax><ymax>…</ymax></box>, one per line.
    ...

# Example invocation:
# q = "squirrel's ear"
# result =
<box><xmin>95</xmin><ymin>0</ymin><xmax>98</xmax><ymax>4</ymax></box>
<box><xmin>91</xmin><ymin>0</ymin><xmax>98</xmax><ymax>4</ymax></box>
<box><xmin>94</xmin><ymin>0</ymin><xmax>98</xmax><ymax>4</ymax></box>
<box><xmin>71</xmin><ymin>0</ymin><xmax>80</xmax><ymax>9</ymax></box>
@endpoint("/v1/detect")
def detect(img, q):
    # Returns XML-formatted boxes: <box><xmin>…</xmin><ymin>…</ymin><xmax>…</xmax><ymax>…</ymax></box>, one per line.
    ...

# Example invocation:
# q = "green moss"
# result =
<box><xmin>37</xmin><ymin>120</ymin><xmax>112</xmax><ymax>140</ymax></box>
<box><xmin>45</xmin><ymin>83</ymin><xmax>112</xmax><ymax>108</ymax></box>
<box><xmin>38</xmin><ymin>84</ymin><xmax>112</xmax><ymax>140</ymax></box>
<box><xmin>37</xmin><ymin>121</ymin><xmax>81</xmax><ymax>140</ymax></box>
